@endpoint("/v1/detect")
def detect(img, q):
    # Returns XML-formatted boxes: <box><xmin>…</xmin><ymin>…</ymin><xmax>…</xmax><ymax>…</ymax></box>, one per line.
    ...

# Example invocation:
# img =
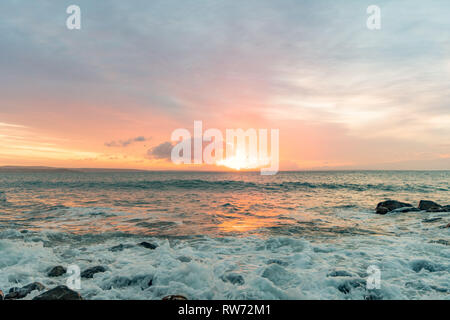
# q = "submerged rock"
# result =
<box><xmin>109</xmin><ymin>244</ymin><xmax>134</xmax><ymax>252</ymax></box>
<box><xmin>392</xmin><ymin>207</ymin><xmax>421</xmax><ymax>213</ymax></box>
<box><xmin>81</xmin><ymin>266</ymin><xmax>106</xmax><ymax>278</ymax></box>
<box><xmin>375</xmin><ymin>200</ymin><xmax>413</xmax><ymax>214</ymax></box>
<box><xmin>327</xmin><ymin>269</ymin><xmax>355</xmax><ymax>277</ymax></box>
<box><xmin>0</xmin><ymin>192</ymin><xmax>6</xmax><ymax>202</ymax></box>
<box><xmin>337</xmin><ymin>278</ymin><xmax>365</xmax><ymax>294</ymax></box>
<box><xmin>102</xmin><ymin>275</ymin><xmax>153</xmax><ymax>290</ymax></box>
<box><xmin>48</xmin><ymin>265</ymin><xmax>67</xmax><ymax>277</ymax></box>
<box><xmin>430</xmin><ymin>239</ymin><xmax>450</xmax><ymax>246</ymax></box>
<box><xmin>5</xmin><ymin>282</ymin><xmax>45</xmax><ymax>300</ymax></box>
<box><xmin>138</xmin><ymin>241</ymin><xmax>158</xmax><ymax>250</ymax></box>
<box><xmin>177</xmin><ymin>256</ymin><xmax>192</xmax><ymax>263</ymax></box>
<box><xmin>411</xmin><ymin>259</ymin><xmax>442</xmax><ymax>273</ymax></box>
<box><xmin>221</xmin><ymin>272</ymin><xmax>245</xmax><ymax>285</ymax></box>
<box><xmin>162</xmin><ymin>295</ymin><xmax>188</xmax><ymax>300</ymax></box>
<box><xmin>267</xmin><ymin>259</ymin><xmax>288</xmax><ymax>266</ymax></box>
<box><xmin>33</xmin><ymin>285</ymin><xmax>82</xmax><ymax>300</ymax></box>
<box><xmin>422</xmin><ymin>217</ymin><xmax>442</xmax><ymax>223</ymax></box>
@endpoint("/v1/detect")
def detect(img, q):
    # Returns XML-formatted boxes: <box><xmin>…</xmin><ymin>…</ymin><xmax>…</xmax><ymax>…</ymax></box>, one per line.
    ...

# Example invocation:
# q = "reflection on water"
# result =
<box><xmin>0</xmin><ymin>171</ymin><xmax>449</xmax><ymax>238</ymax></box>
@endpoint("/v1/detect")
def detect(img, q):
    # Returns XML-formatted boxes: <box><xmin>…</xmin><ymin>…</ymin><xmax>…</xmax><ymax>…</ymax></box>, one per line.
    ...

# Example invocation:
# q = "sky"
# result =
<box><xmin>0</xmin><ymin>0</ymin><xmax>449</xmax><ymax>170</ymax></box>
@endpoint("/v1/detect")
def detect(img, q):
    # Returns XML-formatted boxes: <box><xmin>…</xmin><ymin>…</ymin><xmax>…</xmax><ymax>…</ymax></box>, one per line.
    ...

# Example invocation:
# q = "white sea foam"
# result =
<box><xmin>0</xmin><ymin>233</ymin><xmax>448</xmax><ymax>300</ymax></box>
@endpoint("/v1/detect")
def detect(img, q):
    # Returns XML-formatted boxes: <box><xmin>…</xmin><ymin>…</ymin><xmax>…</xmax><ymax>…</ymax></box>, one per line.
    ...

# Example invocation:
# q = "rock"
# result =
<box><xmin>430</xmin><ymin>239</ymin><xmax>450</xmax><ymax>246</ymax></box>
<box><xmin>392</xmin><ymin>207</ymin><xmax>421</xmax><ymax>213</ymax></box>
<box><xmin>177</xmin><ymin>256</ymin><xmax>192</xmax><ymax>263</ymax></box>
<box><xmin>220</xmin><ymin>272</ymin><xmax>245</xmax><ymax>285</ymax></box>
<box><xmin>5</xmin><ymin>282</ymin><xmax>45</xmax><ymax>300</ymax></box>
<box><xmin>422</xmin><ymin>217</ymin><xmax>442</xmax><ymax>223</ymax></box>
<box><xmin>337</xmin><ymin>278</ymin><xmax>365</xmax><ymax>294</ymax></box>
<box><xmin>375</xmin><ymin>200</ymin><xmax>413</xmax><ymax>214</ymax></box>
<box><xmin>33</xmin><ymin>285</ymin><xmax>82</xmax><ymax>300</ymax></box>
<box><xmin>327</xmin><ymin>269</ymin><xmax>355</xmax><ymax>277</ymax></box>
<box><xmin>48</xmin><ymin>265</ymin><xmax>67</xmax><ymax>277</ymax></box>
<box><xmin>81</xmin><ymin>266</ymin><xmax>106</xmax><ymax>279</ymax></box>
<box><xmin>445</xmin><ymin>223</ymin><xmax>450</xmax><ymax>228</ymax></box>
<box><xmin>418</xmin><ymin>200</ymin><xmax>444</xmax><ymax>212</ymax></box>
<box><xmin>138</xmin><ymin>241</ymin><xmax>158</xmax><ymax>250</ymax></box>
<box><xmin>267</xmin><ymin>259</ymin><xmax>288</xmax><ymax>266</ymax></box>
<box><xmin>162</xmin><ymin>295</ymin><xmax>188</xmax><ymax>300</ymax></box>
<box><xmin>0</xmin><ymin>289</ymin><xmax>4</xmax><ymax>300</ymax></box>
<box><xmin>101</xmin><ymin>274</ymin><xmax>153</xmax><ymax>290</ymax></box>
<box><xmin>375</xmin><ymin>206</ymin><xmax>389</xmax><ymax>215</ymax></box>
<box><xmin>109</xmin><ymin>244</ymin><xmax>134</xmax><ymax>252</ymax></box>
<box><xmin>410</xmin><ymin>259</ymin><xmax>442</xmax><ymax>273</ymax></box>
<box><xmin>443</xmin><ymin>205</ymin><xmax>450</xmax><ymax>212</ymax></box>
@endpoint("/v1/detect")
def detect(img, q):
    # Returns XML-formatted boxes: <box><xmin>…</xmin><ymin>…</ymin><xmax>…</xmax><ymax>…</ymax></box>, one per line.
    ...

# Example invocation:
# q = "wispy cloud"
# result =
<box><xmin>105</xmin><ymin>136</ymin><xmax>149</xmax><ymax>148</ymax></box>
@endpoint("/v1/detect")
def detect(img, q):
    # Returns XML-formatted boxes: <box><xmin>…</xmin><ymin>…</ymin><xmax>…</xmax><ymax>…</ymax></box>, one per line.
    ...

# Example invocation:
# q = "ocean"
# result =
<box><xmin>0</xmin><ymin>171</ymin><xmax>449</xmax><ymax>299</ymax></box>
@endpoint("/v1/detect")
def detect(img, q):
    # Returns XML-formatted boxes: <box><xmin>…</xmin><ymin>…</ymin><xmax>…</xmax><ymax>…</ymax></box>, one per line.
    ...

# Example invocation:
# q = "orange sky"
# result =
<box><xmin>0</xmin><ymin>1</ymin><xmax>449</xmax><ymax>170</ymax></box>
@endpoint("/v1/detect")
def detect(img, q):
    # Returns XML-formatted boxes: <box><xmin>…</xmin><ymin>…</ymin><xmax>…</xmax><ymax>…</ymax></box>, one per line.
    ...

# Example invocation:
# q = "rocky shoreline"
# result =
<box><xmin>375</xmin><ymin>199</ymin><xmax>450</xmax><ymax>215</ymax></box>
<box><xmin>1</xmin><ymin>199</ymin><xmax>448</xmax><ymax>301</ymax></box>
<box><xmin>0</xmin><ymin>240</ymin><xmax>189</xmax><ymax>301</ymax></box>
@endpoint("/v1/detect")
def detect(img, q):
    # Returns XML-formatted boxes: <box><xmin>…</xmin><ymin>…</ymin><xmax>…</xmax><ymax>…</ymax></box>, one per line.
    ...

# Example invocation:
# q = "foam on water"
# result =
<box><xmin>0</xmin><ymin>231</ymin><xmax>448</xmax><ymax>300</ymax></box>
<box><xmin>0</xmin><ymin>171</ymin><xmax>449</xmax><ymax>299</ymax></box>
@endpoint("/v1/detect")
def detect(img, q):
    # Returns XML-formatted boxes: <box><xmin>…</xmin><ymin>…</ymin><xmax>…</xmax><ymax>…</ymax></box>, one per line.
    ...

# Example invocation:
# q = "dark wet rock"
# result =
<box><xmin>48</xmin><ymin>265</ymin><xmax>67</xmax><ymax>277</ymax></box>
<box><xmin>327</xmin><ymin>269</ymin><xmax>355</xmax><ymax>277</ymax></box>
<box><xmin>443</xmin><ymin>205</ymin><xmax>450</xmax><ymax>212</ymax></box>
<box><xmin>411</xmin><ymin>259</ymin><xmax>443</xmax><ymax>273</ymax></box>
<box><xmin>418</xmin><ymin>200</ymin><xmax>441</xmax><ymax>211</ymax></box>
<box><xmin>267</xmin><ymin>259</ymin><xmax>288</xmax><ymax>266</ymax></box>
<box><xmin>375</xmin><ymin>200</ymin><xmax>413</xmax><ymax>215</ymax></box>
<box><xmin>444</xmin><ymin>223</ymin><xmax>450</xmax><ymax>228</ymax></box>
<box><xmin>430</xmin><ymin>239</ymin><xmax>450</xmax><ymax>246</ymax></box>
<box><xmin>162</xmin><ymin>295</ymin><xmax>188</xmax><ymax>300</ymax></box>
<box><xmin>33</xmin><ymin>285</ymin><xmax>82</xmax><ymax>300</ymax></box>
<box><xmin>81</xmin><ymin>266</ymin><xmax>107</xmax><ymax>278</ymax></box>
<box><xmin>177</xmin><ymin>256</ymin><xmax>192</xmax><ymax>263</ymax></box>
<box><xmin>427</xmin><ymin>207</ymin><xmax>446</xmax><ymax>213</ymax></box>
<box><xmin>221</xmin><ymin>272</ymin><xmax>245</xmax><ymax>285</ymax></box>
<box><xmin>392</xmin><ymin>207</ymin><xmax>421</xmax><ymax>213</ymax></box>
<box><xmin>138</xmin><ymin>241</ymin><xmax>158</xmax><ymax>250</ymax></box>
<box><xmin>375</xmin><ymin>206</ymin><xmax>389</xmax><ymax>215</ymax></box>
<box><xmin>102</xmin><ymin>274</ymin><xmax>153</xmax><ymax>290</ymax></box>
<box><xmin>337</xmin><ymin>278</ymin><xmax>365</xmax><ymax>294</ymax></box>
<box><xmin>0</xmin><ymin>289</ymin><xmax>4</xmax><ymax>300</ymax></box>
<box><xmin>109</xmin><ymin>244</ymin><xmax>134</xmax><ymax>252</ymax></box>
<box><xmin>5</xmin><ymin>282</ymin><xmax>45</xmax><ymax>300</ymax></box>
<box><xmin>422</xmin><ymin>217</ymin><xmax>442</xmax><ymax>223</ymax></box>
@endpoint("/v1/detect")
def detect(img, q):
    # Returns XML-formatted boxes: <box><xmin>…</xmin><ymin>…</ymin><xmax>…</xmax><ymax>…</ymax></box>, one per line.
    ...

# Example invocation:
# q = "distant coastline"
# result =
<box><xmin>0</xmin><ymin>166</ymin><xmax>149</xmax><ymax>173</ymax></box>
<box><xmin>0</xmin><ymin>165</ymin><xmax>448</xmax><ymax>173</ymax></box>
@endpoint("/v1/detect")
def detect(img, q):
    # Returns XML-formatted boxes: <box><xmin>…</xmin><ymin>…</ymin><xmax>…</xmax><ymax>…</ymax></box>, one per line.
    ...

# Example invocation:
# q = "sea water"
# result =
<box><xmin>0</xmin><ymin>171</ymin><xmax>448</xmax><ymax>299</ymax></box>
